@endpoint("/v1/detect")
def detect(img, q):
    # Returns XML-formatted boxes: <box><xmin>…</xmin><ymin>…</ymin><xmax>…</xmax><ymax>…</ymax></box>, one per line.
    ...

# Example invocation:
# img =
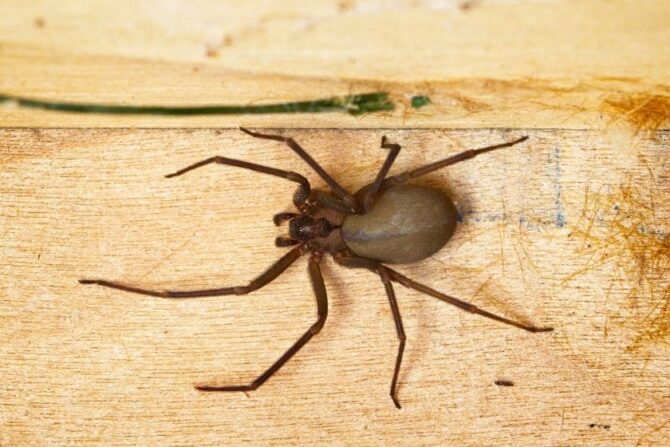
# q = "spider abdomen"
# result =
<box><xmin>341</xmin><ymin>185</ymin><xmax>458</xmax><ymax>264</ymax></box>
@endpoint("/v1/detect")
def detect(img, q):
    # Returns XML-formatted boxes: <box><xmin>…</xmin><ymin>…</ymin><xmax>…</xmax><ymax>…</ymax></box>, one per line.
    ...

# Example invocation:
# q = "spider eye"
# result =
<box><xmin>288</xmin><ymin>216</ymin><xmax>314</xmax><ymax>240</ymax></box>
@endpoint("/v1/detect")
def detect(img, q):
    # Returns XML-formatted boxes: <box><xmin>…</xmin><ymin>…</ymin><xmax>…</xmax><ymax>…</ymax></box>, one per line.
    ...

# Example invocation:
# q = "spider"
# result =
<box><xmin>80</xmin><ymin>128</ymin><xmax>553</xmax><ymax>409</ymax></box>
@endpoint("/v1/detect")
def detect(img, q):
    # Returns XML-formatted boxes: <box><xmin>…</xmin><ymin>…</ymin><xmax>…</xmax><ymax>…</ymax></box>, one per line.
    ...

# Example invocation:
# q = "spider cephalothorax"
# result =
<box><xmin>80</xmin><ymin>128</ymin><xmax>553</xmax><ymax>409</ymax></box>
<box><xmin>289</xmin><ymin>215</ymin><xmax>337</xmax><ymax>240</ymax></box>
<box><xmin>274</xmin><ymin>214</ymin><xmax>339</xmax><ymax>246</ymax></box>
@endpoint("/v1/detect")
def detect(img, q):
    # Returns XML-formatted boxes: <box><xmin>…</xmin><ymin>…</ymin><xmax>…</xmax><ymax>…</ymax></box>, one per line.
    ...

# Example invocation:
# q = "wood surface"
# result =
<box><xmin>1</xmin><ymin>1</ymin><xmax>670</xmax><ymax>446</ymax></box>
<box><xmin>1</xmin><ymin>0</ymin><xmax>669</xmax><ymax>129</ymax></box>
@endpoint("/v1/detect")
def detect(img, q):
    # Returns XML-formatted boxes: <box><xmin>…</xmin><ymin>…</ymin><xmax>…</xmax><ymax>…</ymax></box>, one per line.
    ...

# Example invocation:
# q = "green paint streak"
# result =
<box><xmin>410</xmin><ymin>95</ymin><xmax>431</xmax><ymax>109</ymax></box>
<box><xmin>0</xmin><ymin>92</ymin><xmax>394</xmax><ymax>116</ymax></box>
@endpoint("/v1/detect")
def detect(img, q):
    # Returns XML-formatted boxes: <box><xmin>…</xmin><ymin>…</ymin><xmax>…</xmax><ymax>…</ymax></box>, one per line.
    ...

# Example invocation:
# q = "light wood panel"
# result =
<box><xmin>1</xmin><ymin>128</ymin><xmax>669</xmax><ymax>446</ymax></box>
<box><xmin>0</xmin><ymin>0</ymin><xmax>669</xmax><ymax>130</ymax></box>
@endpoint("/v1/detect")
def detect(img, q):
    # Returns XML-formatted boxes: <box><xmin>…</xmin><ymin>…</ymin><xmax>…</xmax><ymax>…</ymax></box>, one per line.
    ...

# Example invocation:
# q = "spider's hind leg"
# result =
<box><xmin>382</xmin><ymin>266</ymin><xmax>554</xmax><ymax>333</ymax></box>
<box><xmin>379</xmin><ymin>136</ymin><xmax>529</xmax><ymax>190</ymax></box>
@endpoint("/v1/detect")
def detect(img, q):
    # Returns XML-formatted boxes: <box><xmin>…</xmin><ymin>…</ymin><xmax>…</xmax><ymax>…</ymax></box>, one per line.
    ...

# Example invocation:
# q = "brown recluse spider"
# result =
<box><xmin>80</xmin><ymin>128</ymin><xmax>553</xmax><ymax>409</ymax></box>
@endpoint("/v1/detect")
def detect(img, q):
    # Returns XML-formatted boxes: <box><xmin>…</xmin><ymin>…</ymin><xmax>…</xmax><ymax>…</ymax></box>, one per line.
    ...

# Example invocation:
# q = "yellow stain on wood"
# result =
<box><xmin>604</xmin><ymin>92</ymin><xmax>670</xmax><ymax>136</ymax></box>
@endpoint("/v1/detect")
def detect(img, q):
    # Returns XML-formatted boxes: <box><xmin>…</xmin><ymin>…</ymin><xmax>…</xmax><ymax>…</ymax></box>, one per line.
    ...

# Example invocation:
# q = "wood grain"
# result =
<box><xmin>1</xmin><ymin>0</ymin><xmax>669</xmax><ymax>130</ymax></box>
<box><xmin>2</xmin><ymin>0</ymin><xmax>670</xmax><ymax>446</ymax></box>
<box><xmin>2</xmin><ymin>128</ymin><xmax>669</xmax><ymax>446</ymax></box>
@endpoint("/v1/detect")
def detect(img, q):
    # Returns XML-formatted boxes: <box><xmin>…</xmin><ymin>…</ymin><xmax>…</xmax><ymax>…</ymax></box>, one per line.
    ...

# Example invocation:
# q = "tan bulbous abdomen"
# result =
<box><xmin>342</xmin><ymin>185</ymin><xmax>458</xmax><ymax>264</ymax></box>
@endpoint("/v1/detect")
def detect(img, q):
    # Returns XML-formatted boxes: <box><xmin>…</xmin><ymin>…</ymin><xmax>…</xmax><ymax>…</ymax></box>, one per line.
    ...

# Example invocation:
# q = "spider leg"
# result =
<box><xmin>383</xmin><ymin>266</ymin><xmax>553</xmax><ymax>333</ymax></box>
<box><xmin>379</xmin><ymin>136</ymin><xmax>529</xmax><ymax>190</ymax></box>
<box><xmin>240</xmin><ymin>127</ymin><xmax>359</xmax><ymax>213</ymax></box>
<box><xmin>273</xmin><ymin>212</ymin><xmax>299</xmax><ymax>226</ymax></box>
<box><xmin>311</xmin><ymin>190</ymin><xmax>359</xmax><ymax>215</ymax></box>
<box><xmin>359</xmin><ymin>136</ymin><xmax>402</xmax><ymax>212</ymax></box>
<box><xmin>195</xmin><ymin>252</ymin><xmax>328</xmax><ymax>392</ymax></box>
<box><xmin>333</xmin><ymin>253</ymin><xmax>405</xmax><ymax>408</ymax></box>
<box><xmin>165</xmin><ymin>155</ymin><xmax>312</xmax><ymax>210</ymax></box>
<box><xmin>379</xmin><ymin>267</ymin><xmax>406</xmax><ymax>409</ymax></box>
<box><xmin>334</xmin><ymin>251</ymin><xmax>552</xmax><ymax>407</ymax></box>
<box><xmin>79</xmin><ymin>244</ymin><xmax>306</xmax><ymax>298</ymax></box>
<box><xmin>275</xmin><ymin>236</ymin><xmax>300</xmax><ymax>247</ymax></box>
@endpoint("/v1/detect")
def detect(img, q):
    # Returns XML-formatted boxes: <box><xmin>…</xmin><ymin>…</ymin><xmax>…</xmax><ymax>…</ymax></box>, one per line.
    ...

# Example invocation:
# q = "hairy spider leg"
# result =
<box><xmin>166</xmin><ymin>149</ymin><xmax>356</xmax><ymax>217</ymax></box>
<box><xmin>380</xmin><ymin>136</ymin><xmax>529</xmax><ymax>191</ymax></box>
<box><xmin>79</xmin><ymin>244</ymin><xmax>305</xmax><ymax>298</ymax></box>
<box><xmin>196</xmin><ymin>252</ymin><xmax>328</xmax><ymax>392</ymax></box>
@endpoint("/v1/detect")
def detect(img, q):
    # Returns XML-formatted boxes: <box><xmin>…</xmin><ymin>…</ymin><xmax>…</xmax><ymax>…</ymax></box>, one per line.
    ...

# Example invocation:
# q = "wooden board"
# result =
<box><xmin>2</xmin><ymin>0</ymin><xmax>670</xmax><ymax>446</ymax></box>
<box><xmin>2</xmin><ymin>128</ymin><xmax>669</xmax><ymax>446</ymax></box>
<box><xmin>1</xmin><ymin>0</ymin><xmax>669</xmax><ymax>130</ymax></box>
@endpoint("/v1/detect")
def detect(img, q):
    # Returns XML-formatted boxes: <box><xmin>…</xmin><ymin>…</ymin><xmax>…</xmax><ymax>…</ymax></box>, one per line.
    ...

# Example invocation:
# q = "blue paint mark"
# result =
<box><xmin>455</xmin><ymin>209</ymin><xmax>544</xmax><ymax>230</ymax></box>
<box><xmin>454</xmin><ymin>144</ymin><xmax>570</xmax><ymax>230</ymax></box>
<box><xmin>637</xmin><ymin>224</ymin><xmax>667</xmax><ymax>238</ymax></box>
<box><xmin>456</xmin><ymin>209</ymin><xmax>502</xmax><ymax>224</ymax></box>
<box><xmin>552</xmin><ymin>146</ymin><xmax>567</xmax><ymax>228</ymax></box>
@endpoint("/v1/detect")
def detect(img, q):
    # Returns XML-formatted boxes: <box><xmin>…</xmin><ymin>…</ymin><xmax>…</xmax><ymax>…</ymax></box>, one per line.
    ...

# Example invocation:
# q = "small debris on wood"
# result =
<box><xmin>410</xmin><ymin>95</ymin><xmax>431</xmax><ymax>109</ymax></box>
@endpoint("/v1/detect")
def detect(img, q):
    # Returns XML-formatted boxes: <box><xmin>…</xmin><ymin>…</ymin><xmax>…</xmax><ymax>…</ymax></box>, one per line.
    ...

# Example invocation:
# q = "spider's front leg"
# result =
<box><xmin>164</xmin><ymin>154</ymin><xmax>314</xmax><ymax>212</ymax></box>
<box><xmin>239</xmin><ymin>127</ymin><xmax>360</xmax><ymax>214</ymax></box>
<box><xmin>166</xmin><ymin>148</ymin><xmax>360</xmax><ymax>217</ymax></box>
